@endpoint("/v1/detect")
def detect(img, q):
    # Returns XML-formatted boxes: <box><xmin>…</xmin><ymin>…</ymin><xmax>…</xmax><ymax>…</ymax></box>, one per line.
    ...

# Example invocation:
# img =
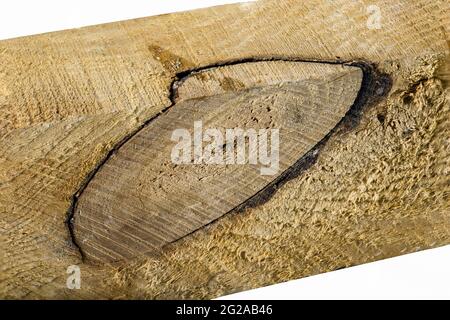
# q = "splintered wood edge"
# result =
<box><xmin>71</xmin><ymin>61</ymin><xmax>363</xmax><ymax>263</ymax></box>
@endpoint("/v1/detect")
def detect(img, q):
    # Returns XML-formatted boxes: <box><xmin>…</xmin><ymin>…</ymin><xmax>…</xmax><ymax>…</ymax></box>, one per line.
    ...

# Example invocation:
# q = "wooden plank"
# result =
<box><xmin>0</xmin><ymin>0</ymin><xmax>448</xmax><ymax>299</ymax></box>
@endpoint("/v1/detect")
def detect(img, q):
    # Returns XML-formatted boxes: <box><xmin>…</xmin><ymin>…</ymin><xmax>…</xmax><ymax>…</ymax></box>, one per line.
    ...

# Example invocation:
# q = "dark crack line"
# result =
<box><xmin>65</xmin><ymin>56</ymin><xmax>392</xmax><ymax>262</ymax></box>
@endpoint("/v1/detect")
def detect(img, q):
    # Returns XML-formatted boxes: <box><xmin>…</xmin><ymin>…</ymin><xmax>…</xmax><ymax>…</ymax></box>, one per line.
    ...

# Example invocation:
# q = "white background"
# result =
<box><xmin>1</xmin><ymin>0</ymin><xmax>448</xmax><ymax>300</ymax></box>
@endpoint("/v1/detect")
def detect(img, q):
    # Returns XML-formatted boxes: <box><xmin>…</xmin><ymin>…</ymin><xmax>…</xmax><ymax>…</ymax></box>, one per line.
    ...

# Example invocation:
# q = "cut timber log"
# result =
<box><xmin>0</xmin><ymin>0</ymin><xmax>449</xmax><ymax>299</ymax></box>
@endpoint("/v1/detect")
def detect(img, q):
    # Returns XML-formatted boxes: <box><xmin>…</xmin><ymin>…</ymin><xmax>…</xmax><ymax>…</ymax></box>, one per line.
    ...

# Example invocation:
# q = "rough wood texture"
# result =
<box><xmin>0</xmin><ymin>0</ymin><xmax>449</xmax><ymax>299</ymax></box>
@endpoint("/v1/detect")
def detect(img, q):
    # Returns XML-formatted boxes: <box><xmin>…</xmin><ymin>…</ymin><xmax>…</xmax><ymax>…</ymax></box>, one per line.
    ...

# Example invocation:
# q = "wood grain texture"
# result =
<box><xmin>73</xmin><ymin>62</ymin><xmax>362</xmax><ymax>262</ymax></box>
<box><xmin>0</xmin><ymin>0</ymin><xmax>448</xmax><ymax>299</ymax></box>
